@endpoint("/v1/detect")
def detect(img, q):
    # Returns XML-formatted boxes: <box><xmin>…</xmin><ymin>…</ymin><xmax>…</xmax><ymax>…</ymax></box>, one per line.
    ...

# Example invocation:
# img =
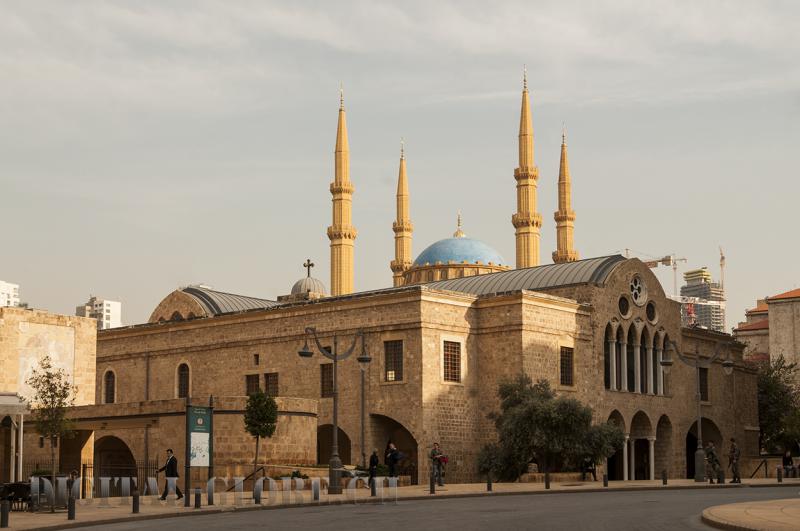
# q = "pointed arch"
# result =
<box><xmin>626</xmin><ymin>326</ymin><xmax>636</xmax><ymax>392</ymax></box>
<box><xmin>616</xmin><ymin>325</ymin><xmax>625</xmax><ymax>391</ymax></box>
<box><xmin>640</xmin><ymin>327</ymin><xmax>651</xmax><ymax>394</ymax></box>
<box><xmin>604</xmin><ymin>323</ymin><xmax>613</xmax><ymax>389</ymax></box>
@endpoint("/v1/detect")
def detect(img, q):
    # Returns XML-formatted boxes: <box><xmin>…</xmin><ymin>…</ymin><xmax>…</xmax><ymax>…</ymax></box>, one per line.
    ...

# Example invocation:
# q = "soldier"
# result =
<box><xmin>705</xmin><ymin>441</ymin><xmax>721</xmax><ymax>484</ymax></box>
<box><xmin>728</xmin><ymin>438</ymin><xmax>741</xmax><ymax>484</ymax></box>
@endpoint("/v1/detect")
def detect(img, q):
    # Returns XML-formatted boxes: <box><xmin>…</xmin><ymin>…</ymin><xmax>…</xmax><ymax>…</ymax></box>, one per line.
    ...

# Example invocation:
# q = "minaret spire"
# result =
<box><xmin>328</xmin><ymin>85</ymin><xmax>357</xmax><ymax>296</ymax></box>
<box><xmin>552</xmin><ymin>126</ymin><xmax>579</xmax><ymax>264</ymax></box>
<box><xmin>391</xmin><ymin>139</ymin><xmax>413</xmax><ymax>287</ymax></box>
<box><xmin>511</xmin><ymin>67</ymin><xmax>542</xmax><ymax>268</ymax></box>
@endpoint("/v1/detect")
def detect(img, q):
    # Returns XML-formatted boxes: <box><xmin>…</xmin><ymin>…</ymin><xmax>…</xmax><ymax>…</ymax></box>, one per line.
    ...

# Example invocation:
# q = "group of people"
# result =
<box><xmin>704</xmin><ymin>438</ymin><xmax>741</xmax><ymax>484</ymax></box>
<box><xmin>366</xmin><ymin>442</ymin><xmax>448</xmax><ymax>487</ymax></box>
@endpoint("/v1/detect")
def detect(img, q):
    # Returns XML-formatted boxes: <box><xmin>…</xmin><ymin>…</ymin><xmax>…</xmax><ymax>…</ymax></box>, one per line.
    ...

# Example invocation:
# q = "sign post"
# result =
<box><xmin>186</xmin><ymin>401</ymin><xmax>214</xmax><ymax>507</ymax></box>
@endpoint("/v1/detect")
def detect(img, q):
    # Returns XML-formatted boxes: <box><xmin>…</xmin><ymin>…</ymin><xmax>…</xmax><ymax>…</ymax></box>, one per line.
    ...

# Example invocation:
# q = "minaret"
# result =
<box><xmin>390</xmin><ymin>140</ymin><xmax>413</xmax><ymax>287</ymax></box>
<box><xmin>553</xmin><ymin>127</ymin><xmax>579</xmax><ymax>263</ymax></box>
<box><xmin>327</xmin><ymin>87</ymin><xmax>357</xmax><ymax>296</ymax></box>
<box><xmin>511</xmin><ymin>67</ymin><xmax>542</xmax><ymax>269</ymax></box>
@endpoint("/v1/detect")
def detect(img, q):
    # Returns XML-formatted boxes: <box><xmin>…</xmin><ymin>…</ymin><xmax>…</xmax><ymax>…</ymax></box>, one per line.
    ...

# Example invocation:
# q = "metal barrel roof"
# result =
<box><xmin>182</xmin><ymin>286</ymin><xmax>280</xmax><ymax>315</ymax></box>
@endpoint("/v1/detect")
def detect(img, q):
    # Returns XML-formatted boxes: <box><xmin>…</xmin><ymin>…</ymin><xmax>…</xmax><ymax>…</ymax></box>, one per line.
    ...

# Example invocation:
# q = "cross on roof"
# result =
<box><xmin>303</xmin><ymin>259</ymin><xmax>314</xmax><ymax>278</ymax></box>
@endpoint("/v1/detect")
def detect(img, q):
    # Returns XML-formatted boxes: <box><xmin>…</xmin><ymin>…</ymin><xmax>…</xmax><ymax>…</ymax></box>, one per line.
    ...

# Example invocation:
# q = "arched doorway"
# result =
<box><xmin>630</xmin><ymin>411</ymin><xmax>653</xmax><ymax>480</ymax></box>
<box><xmin>370</xmin><ymin>414</ymin><xmax>419</xmax><ymax>485</ymax></box>
<box><xmin>94</xmin><ymin>436</ymin><xmax>136</xmax><ymax>495</ymax></box>
<box><xmin>317</xmin><ymin>425</ymin><xmax>351</xmax><ymax>466</ymax></box>
<box><xmin>685</xmin><ymin>418</ymin><xmax>723</xmax><ymax>479</ymax></box>
<box><xmin>655</xmin><ymin>415</ymin><xmax>673</xmax><ymax>478</ymax></box>
<box><xmin>606</xmin><ymin>410</ymin><xmax>626</xmax><ymax>481</ymax></box>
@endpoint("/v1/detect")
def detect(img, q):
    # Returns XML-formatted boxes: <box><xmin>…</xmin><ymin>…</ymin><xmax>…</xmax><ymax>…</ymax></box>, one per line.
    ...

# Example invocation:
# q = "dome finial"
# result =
<box><xmin>339</xmin><ymin>82</ymin><xmax>344</xmax><ymax>110</ymax></box>
<box><xmin>562</xmin><ymin>121</ymin><xmax>566</xmax><ymax>144</ymax></box>
<box><xmin>303</xmin><ymin>258</ymin><xmax>315</xmax><ymax>278</ymax></box>
<box><xmin>400</xmin><ymin>137</ymin><xmax>405</xmax><ymax>159</ymax></box>
<box><xmin>523</xmin><ymin>64</ymin><xmax>528</xmax><ymax>91</ymax></box>
<box><xmin>454</xmin><ymin>211</ymin><xmax>465</xmax><ymax>238</ymax></box>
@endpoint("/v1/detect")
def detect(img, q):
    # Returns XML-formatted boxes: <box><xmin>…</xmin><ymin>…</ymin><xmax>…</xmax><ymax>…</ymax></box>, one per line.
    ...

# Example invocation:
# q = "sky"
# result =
<box><xmin>1</xmin><ymin>1</ymin><xmax>798</xmax><ymax>328</ymax></box>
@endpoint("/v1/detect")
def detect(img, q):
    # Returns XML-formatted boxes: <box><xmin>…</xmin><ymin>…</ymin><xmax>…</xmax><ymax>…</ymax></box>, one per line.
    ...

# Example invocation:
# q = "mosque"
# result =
<box><xmin>20</xmin><ymin>74</ymin><xmax>759</xmax><ymax>487</ymax></box>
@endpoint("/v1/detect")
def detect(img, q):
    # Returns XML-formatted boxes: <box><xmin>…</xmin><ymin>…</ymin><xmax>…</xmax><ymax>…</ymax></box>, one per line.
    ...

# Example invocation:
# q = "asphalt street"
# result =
<box><xmin>72</xmin><ymin>486</ymin><xmax>798</xmax><ymax>531</ymax></box>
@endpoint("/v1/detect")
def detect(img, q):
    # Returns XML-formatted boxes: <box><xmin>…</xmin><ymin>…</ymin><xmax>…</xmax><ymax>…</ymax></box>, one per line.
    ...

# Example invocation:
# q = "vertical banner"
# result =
<box><xmin>188</xmin><ymin>406</ymin><xmax>213</xmax><ymax>467</ymax></box>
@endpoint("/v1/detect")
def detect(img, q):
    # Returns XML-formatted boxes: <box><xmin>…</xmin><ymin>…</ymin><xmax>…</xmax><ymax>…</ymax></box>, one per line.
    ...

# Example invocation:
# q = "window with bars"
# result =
<box><xmin>699</xmin><ymin>367</ymin><xmax>709</xmax><ymax>401</ymax></box>
<box><xmin>245</xmin><ymin>374</ymin><xmax>260</xmax><ymax>396</ymax></box>
<box><xmin>177</xmin><ymin>364</ymin><xmax>190</xmax><ymax>398</ymax></box>
<box><xmin>443</xmin><ymin>341</ymin><xmax>461</xmax><ymax>383</ymax></box>
<box><xmin>103</xmin><ymin>371</ymin><xmax>115</xmax><ymax>404</ymax></box>
<box><xmin>320</xmin><ymin>363</ymin><xmax>334</xmax><ymax>397</ymax></box>
<box><xmin>264</xmin><ymin>372</ymin><xmax>279</xmax><ymax>397</ymax></box>
<box><xmin>384</xmin><ymin>340</ymin><xmax>403</xmax><ymax>382</ymax></box>
<box><xmin>560</xmin><ymin>347</ymin><xmax>574</xmax><ymax>386</ymax></box>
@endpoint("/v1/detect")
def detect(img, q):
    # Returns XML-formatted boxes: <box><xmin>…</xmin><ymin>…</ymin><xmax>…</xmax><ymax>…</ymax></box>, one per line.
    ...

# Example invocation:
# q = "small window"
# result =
<box><xmin>103</xmin><ymin>371</ymin><xmax>115</xmax><ymax>404</ymax></box>
<box><xmin>443</xmin><ymin>341</ymin><xmax>461</xmax><ymax>383</ymax></box>
<box><xmin>384</xmin><ymin>340</ymin><xmax>404</xmax><ymax>382</ymax></box>
<box><xmin>699</xmin><ymin>367</ymin><xmax>709</xmax><ymax>401</ymax></box>
<box><xmin>177</xmin><ymin>364</ymin><xmax>190</xmax><ymax>398</ymax></box>
<box><xmin>618</xmin><ymin>296</ymin><xmax>630</xmax><ymax>317</ymax></box>
<box><xmin>320</xmin><ymin>364</ymin><xmax>334</xmax><ymax>397</ymax></box>
<box><xmin>646</xmin><ymin>301</ymin><xmax>657</xmax><ymax>322</ymax></box>
<box><xmin>264</xmin><ymin>372</ymin><xmax>279</xmax><ymax>397</ymax></box>
<box><xmin>245</xmin><ymin>374</ymin><xmax>260</xmax><ymax>396</ymax></box>
<box><xmin>560</xmin><ymin>347</ymin><xmax>574</xmax><ymax>386</ymax></box>
<box><xmin>253</xmin><ymin>353</ymin><xmax>260</xmax><ymax>366</ymax></box>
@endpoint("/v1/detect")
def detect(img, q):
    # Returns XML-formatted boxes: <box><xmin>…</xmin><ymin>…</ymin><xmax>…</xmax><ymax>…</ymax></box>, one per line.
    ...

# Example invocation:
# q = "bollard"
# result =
<box><xmin>369</xmin><ymin>478</ymin><xmax>376</xmax><ymax>498</ymax></box>
<box><xmin>67</xmin><ymin>496</ymin><xmax>75</xmax><ymax>520</ymax></box>
<box><xmin>194</xmin><ymin>489</ymin><xmax>201</xmax><ymax>509</ymax></box>
<box><xmin>602</xmin><ymin>473</ymin><xmax>608</xmax><ymax>488</ymax></box>
<box><xmin>661</xmin><ymin>470</ymin><xmax>667</xmax><ymax>485</ymax></box>
<box><xmin>313</xmin><ymin>480</ymin><xmax>320</xmax><ymax>501</ymax></box>
<box><xmin>544</xmin><ymin>471</ymin><xmax>550</xmax><ymax>490</ymax></box>
<box><xmin>487</xmin><ymin>475</ymin><xmax>492</xmax><ymax>492</ymax></box>
<box><xmin>1</xmin><ymin>500</ymin><xmax>9</xmax><ymax>528</ymax></box>
<box><xmin>778</xmin><ymin>467</ymin><xmax>783</xmax><ymax>483</ymax></box>
<box><xmin>429</xmin><ymin>472</ymin><xmax>435</xmax><ymax>495</ymax></box>
<box><xmin>717</xmin><ymin>469</ymin><xmax>725</xmax><ymax>485</ymax></box>
<box><xmin>132</xmin><ymin>490</ymin><xmax>139</xmax><ymax>513</ymax></box>
<box><xmin>207</xmin><ymin>481</ymin><xmax>214</xmax><ymax>506</ymax></box>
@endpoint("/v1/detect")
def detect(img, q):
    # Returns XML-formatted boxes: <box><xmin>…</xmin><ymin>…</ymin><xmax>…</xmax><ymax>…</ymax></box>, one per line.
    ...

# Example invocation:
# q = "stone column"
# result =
<box><xmin>645</xmin><ymin>343</ymin><xmax>653</xmax><ymax>395</ymax></box>
<box><xmin>633</xmin><ymin>342</ymin><xmax>641</xmax><ymax>394</ymax></box>
<box><xmin>656</xmin><ymin>346</ymin><xmax>664</xmax><ymax>395</ymax></box>
<box><xmin>620</xmin><ymin>340</ymin><xmax>628</xmax><ymax>392</ymax></box>
<box><xmin>623</xmin><ymin>435</ymin><xmax>629</xmax><ymax>481</ymax></box>
<box><xmin>608</xmin><ymin>338</ymin><xmax>617</xmax><ymax>390</ymax></box>
<box><xmin>648</xmin><ymin>437</ymin><xmax>656</xmax><ymax>480</ymax></box>
<box><xmin>630</xmin><ymin>438</ymin><xmax>636</xmax><ymax>480</ymax></box>
<box><xmin>17</xmin><ymin>414</ymin><xmax>24</xmax><ymax>482</ymax></box>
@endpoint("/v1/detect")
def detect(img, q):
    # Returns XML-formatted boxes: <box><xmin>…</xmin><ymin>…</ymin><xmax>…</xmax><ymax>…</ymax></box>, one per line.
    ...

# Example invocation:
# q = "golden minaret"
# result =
<box><xmin>552</xmin><ymin>127</ymin><xmax>579</xmax><ymax>263</ymax></box>
<box><xmin>390</xmin><ymin>139</ymin><xmax>413</xmax><ymax>287</ymax></box>
<box><xmin>327</xmin><ymin>87</ymin><xmax>357</xmax><ymax>296</ymax></box>
<box><xmin>511</xmin><ymin>67</ymin><xmax>542</xmax><ymax>268</ymax></box>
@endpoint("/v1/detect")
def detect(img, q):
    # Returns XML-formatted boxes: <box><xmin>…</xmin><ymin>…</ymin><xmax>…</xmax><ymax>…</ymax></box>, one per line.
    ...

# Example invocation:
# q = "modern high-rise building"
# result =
<box><xmin>0</xmin><ymin>281</ymin><xmax>20</xmax><ymax>308</ymax></box>
<box><xmin>76</xmin><ymin>296</ymin><xmax>122</xmax><ymax>330</ymax></box>
<box><xmin>679</xmin><ymin>267</ymin><xmax>725</xmax><ymax>332</ymax></box>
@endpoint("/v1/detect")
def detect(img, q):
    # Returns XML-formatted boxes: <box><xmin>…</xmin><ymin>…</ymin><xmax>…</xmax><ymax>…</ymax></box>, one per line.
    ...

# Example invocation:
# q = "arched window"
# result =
<box><xmin>603</xmin><ymin>324</ymin><xmax>612</xmax><ymax>389</ymax></box>
<box><xmin>178</xmin><ymin>364</ymin><xmax>190</xmax><ymax>398</ymax></box>
<box><xmin>171</xmin><ymin>311</ymin><xmax>184</xmax><ymax>321</ymax></box>
<box><xmin>104</xmin><ymin>371</ymin><xmax>115</xmax><ymax>404</ymax></box>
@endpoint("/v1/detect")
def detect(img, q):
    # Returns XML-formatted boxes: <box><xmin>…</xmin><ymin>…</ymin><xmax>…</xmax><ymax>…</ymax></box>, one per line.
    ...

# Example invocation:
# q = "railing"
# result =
<box><xmin>226</xmin><ymin>466</ymin><xmax>266</xmax><ymax>491</ymax></box>
<box><xmin>20</xmin><ymin>460</ymin><xmax>160</xmax><ymax>499</ymax></box>
<box><xmin>750</xmin><ymin>459</ymin><xmax>768</xmax><ymax>479</ymax></box>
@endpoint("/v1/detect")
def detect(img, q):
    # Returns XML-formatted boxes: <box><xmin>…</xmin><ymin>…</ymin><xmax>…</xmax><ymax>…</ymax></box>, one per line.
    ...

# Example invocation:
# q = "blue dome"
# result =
<box><xmin>413</xmin><ymin>237</ymin><xmax>506</xmax><ymax>267</ymax></box>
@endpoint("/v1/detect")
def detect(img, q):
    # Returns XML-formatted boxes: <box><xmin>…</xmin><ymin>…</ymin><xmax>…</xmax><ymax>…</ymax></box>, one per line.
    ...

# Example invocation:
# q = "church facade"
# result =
<box><xmin>37</xmin><ymin>74</ymin><xmax>759</xmax><ymax>485</ymax></box>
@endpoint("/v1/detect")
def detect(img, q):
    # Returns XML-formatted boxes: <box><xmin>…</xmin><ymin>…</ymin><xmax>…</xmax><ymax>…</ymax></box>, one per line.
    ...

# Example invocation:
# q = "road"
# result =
<box><xmin>73</xmin><ymin>486</ymin><xmax>797</xmax><ymax>531</ymax></box>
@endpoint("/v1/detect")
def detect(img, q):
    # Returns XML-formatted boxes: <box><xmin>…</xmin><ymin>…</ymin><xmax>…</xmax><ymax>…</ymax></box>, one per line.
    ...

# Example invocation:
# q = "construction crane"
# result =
<box><xmin>641</xmin><ymin>254</ymin><xmax>688</xmax><ymax>297</ymax></box>
<box><xmin>719</xmin><ymin>246</ymin><xmax>726</xmax><ymax>290</ymax></box>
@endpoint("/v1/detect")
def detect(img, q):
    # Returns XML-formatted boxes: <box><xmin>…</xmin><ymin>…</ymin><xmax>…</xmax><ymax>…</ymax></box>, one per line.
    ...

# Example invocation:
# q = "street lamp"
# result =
<box><xmin>660</xmin><ymin>339</ymin><xmax>733</xmax><ymax>482</ymax></box>
<box><xmin>298</xmin><ymin>326</ymin><xmax>370</xmax><ymax>494</ymax></box>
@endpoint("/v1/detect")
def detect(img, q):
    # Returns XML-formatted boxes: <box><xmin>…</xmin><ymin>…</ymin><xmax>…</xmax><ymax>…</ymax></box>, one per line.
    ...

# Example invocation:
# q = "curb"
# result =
<box><xmin>16</xmin><ymin>482</ymin><xmax>800</xmax><ymax>531</ymax></box>
<box><xmin>701</xmin><ymin>510</ymin><xmax>760</xmax><ymax>531</ymax></box>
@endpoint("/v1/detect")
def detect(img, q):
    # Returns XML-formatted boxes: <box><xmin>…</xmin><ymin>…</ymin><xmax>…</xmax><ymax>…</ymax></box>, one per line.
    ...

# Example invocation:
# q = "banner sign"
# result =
<box><xmin>187</xmin><ymin>406</ymin><xmax>213</xmax><ymax>467</ymax></box>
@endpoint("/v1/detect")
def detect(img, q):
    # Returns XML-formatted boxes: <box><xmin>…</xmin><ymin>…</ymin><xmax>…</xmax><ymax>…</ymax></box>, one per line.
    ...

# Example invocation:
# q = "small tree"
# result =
<box><xmin>243</xmin><ymin>390</ymin><xmax>278</xmax><ymax>481</ymax></box>
<box><xmin>482</xmin><ymin>374</ymin><xmax>624</xmax><ymax>483</ymax></box>
<box><xmin>25</xmin><ymin>355</ymin><xmax>76</xmax><ymax>510</ymax></box>
<box><xmin>756</xmin><ymin>355</ymin><xmax>800</xmax><ymax>452</ymax></box>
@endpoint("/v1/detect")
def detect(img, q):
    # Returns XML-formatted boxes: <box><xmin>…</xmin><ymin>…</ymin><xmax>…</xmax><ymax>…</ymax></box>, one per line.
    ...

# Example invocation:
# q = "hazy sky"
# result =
<box><xmin>2</xmin><ymin>1</ymin><xmax>798</xmax><ymax>327</ymax></box>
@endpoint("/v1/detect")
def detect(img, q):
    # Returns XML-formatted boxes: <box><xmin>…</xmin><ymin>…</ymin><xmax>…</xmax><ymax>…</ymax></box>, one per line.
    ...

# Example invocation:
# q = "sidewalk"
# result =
<box><xmin>703</xmin><ymin>498</ymin><xmax>800</xmax><ymax>531</ymax></box>
<box><xmin>4</xmin><ymin>477</ymin><xmax>799</xmax><ymax>530</ymax></box>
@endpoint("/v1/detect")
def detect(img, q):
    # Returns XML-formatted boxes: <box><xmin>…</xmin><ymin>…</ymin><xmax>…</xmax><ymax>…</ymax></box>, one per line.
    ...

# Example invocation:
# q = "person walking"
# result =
<box><xmin>728</xmin><ymin>438</ymin><xmax>741</xmax><ymax>484</ymax></box>
<box><xmin>157</xmin><ymin>448</ymin><xmax>183</xmax><ymax>500</ymax></box>
<box><xmin>782</xmin><ymin>450</ymin><xmax>795</xmax><ymax>478</ymax></box>
<box><xmin>430</xmin><ymin>443</ymin><xmax>446</xmax><ymax>486</ymax></box>
<box><xmin>705</xmin><ymin>441</ymin><xmax>721</xmax><ymax>484</ymax></box>
<box><xmin>368</xmin><ymin>449</ymin><xmax>379</xmax><ymax>488</ymax></box>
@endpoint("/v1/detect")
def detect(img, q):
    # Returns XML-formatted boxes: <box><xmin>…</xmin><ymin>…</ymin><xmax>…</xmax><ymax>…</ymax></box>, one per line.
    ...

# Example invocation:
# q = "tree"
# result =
<box><xmin>756</xmin><ymin>355</ymin><xmax>800</xmax><ymax>452</ymax></box>
<box><xmin>25</xmin><ymin>355</ymin><xmax>76</xmax><ymax>511</ymax></box>
<box><xmin>480</xmin><ymin>374</ymin><xmax>624</xmax><ymax>483</ymax></box>
<box><xmin>243</xmin><ymin>390</ymin><xmax>278</xmax><ymax>482</ymax></box>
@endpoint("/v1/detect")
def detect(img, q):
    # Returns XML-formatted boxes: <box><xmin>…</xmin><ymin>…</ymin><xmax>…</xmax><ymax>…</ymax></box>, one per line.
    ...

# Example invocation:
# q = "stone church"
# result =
<box><xmin>24</xmin><ymin>74</ymin><xmax>759</xmax><ymax>486</ymax></box>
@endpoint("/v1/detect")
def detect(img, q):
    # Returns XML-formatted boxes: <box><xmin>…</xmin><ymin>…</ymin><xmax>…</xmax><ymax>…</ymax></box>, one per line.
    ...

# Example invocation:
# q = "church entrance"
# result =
<box><xmin>685</xmin><ymin>417</ymin><xmax>722</xmax><ymax>479</ymax></box>
<box><xmin>370</xmin><ymin>414</ymin><xmax>418</xmax><ymax>485</ymax></box>
<box><xmin>633</xmin><ymin>439</ymin><xmax>649</xmax><ymax>480</ymax></box>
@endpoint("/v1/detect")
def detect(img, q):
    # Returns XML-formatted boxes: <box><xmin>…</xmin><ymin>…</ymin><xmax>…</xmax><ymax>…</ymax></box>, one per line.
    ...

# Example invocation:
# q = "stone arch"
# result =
<box><xmin>606</xmin><ymin>410</ymin><xmax>626</xmax><ymax>481</ymax></box>
<box><xmin>102</xmin><ymin>369</ymin><xmax>116</xmax><ymax>404</ymax></box>
<box><xmin>652</xmin><ymin>330</ymin><xmax>662</xmax><ymax>395</ymax></box>
<box><xmin>317</xmin><ymin>424</ymin><xmax>351</xmax><ymax>466</ymax></box>
<box><xmin>94</xmin><ymin>436</ymin><xmax>136</xmax><ymax>493</ymax></box>
<box><xmin>685</xmin><ymin>417</ymin><xmax>723</xmax><ymax>479</ymax></box>
<box><xmin>655</xmin><ymin>415</ymin><xmax>673</xmax><ymax>478</ymax></box>
<box><xmin>626</xmin><ymin>325</ymin><xmax>636</xmax><ymax>392</ymax></box>
<box><xmin>170</xmin><ymin>311</ymin><xmax>184</xmax><ymax>321</ymax></box>
<box><xmin>630</xmin><ymin>411</ymin><xmax>653</xmax><ymax>480</ymax></box>
<box><xmin>370</xmin><ymin>413</ymin><xmax>419</xmax><ymax>485</ymax></box>
<box><xmin>640</xmin><ymin>327</ymin><xmax>651</xmax><ymax>394</ymax></box>
<box><xmin>662</xmin><ymin>333</ymin><xmax>671</xmax><ymax>394</ymax></box>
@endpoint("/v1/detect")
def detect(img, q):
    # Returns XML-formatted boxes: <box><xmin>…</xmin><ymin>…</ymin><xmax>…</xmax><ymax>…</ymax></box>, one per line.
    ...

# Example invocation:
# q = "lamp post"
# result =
<box><xmin>660</xmin><ymin>340</ymin><xmax>734</xmax><ymax>482</ymax></box>
<box><xmin>298</xmin><ymin>327</ymin><xmax>371</xmax><ymax>494</ymax></box>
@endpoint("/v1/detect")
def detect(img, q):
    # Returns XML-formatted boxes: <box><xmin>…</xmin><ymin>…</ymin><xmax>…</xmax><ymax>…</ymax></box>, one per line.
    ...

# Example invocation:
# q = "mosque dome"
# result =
<box><xmin>291</xmin><ymin>276</ymin><xmax>327</xmax><ymax>296</ymax></box>
<box><xmin>413</xmin><ymin>237</ymin><xmax>506</xmax><ymax>267</ymax></box>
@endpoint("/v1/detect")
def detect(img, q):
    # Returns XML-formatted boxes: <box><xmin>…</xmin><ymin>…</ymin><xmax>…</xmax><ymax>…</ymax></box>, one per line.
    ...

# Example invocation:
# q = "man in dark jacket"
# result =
<box><xmin>369</xmin><ymin>449</ymin><xmax>379</xmax><ymax>488</ymax></box>
<box><xmin>386</xmin><ymin>443</ymin><xmax>400</xmax><ymax>478</ymax></box>
<box><xmin>158</xmin><ymin>448</ymin><xmax>183</xmax><ymax>500</ymax></box>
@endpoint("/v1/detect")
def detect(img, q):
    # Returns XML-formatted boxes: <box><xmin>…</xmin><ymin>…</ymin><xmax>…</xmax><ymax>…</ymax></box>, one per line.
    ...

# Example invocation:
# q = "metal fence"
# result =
<box><xmin>20</xmin><ymin>460</ymin><xmax>160</xmax><ymax>499</ymax></box>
